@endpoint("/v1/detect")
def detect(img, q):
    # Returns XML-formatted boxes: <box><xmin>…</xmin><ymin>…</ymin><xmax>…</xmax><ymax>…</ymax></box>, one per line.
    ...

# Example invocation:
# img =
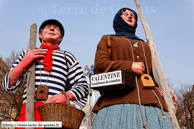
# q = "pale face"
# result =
<box><xmin>39</xmin><ymin>24</ymin><xmax>63</xmax><ymax>46</ymax></box>
<box><xmin>121</xmin><ymin>10</ymin><xmax>136</xmax><ymax>27</ymax></box>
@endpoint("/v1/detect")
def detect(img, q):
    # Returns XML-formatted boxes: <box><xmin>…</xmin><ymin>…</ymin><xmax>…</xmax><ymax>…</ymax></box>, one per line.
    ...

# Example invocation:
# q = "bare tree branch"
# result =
<box><xmin>173</xmin><ymin>82</ymin><xmax>194</xmax><ymax>128</ymax></box>
<box><xmin>0</xmin><ymin>49</ymin><xmax>24</xmax><ymax>121</ymax></box>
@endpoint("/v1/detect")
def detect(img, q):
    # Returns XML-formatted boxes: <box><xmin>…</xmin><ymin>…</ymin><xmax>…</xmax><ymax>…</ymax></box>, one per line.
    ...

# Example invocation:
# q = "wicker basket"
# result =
<box><xmin>37</xmin><ymin>92</ymin><xmax>85</xmax><ymax>129</ymax></box>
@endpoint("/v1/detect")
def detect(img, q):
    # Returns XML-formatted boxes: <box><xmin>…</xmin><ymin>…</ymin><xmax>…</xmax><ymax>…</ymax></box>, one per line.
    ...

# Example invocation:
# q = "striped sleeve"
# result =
<box><xmin>65</xmin><ymin>51</ymin><xmax>89</xmax><ymax>108</ymax></box>
<box><xmin>2</xmin><ymin>50</ymin><xmax>27</xmax><ymax>94</ymax></box>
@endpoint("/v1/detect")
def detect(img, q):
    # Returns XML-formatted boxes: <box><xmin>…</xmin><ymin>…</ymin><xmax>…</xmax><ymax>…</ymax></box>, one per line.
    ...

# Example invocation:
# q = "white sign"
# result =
<box><xmin>90</xmin><ymin>70</ymin><xmax>122</xmax><ymax>88</ymax></box>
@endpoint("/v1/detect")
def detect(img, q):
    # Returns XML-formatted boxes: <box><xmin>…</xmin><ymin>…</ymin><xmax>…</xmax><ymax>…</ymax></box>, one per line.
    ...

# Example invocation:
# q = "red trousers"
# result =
<box><xmin>17</xmin><ymin>102</ymin><xmax>44</xmax><ymax>129</ymax></box>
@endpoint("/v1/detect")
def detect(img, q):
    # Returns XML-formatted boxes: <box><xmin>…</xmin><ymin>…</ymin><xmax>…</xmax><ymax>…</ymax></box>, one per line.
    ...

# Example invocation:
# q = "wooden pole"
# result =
<box><xmin>83</xmin><ymin>88</ymin><xmax>92</xmax><ymax>129</ymax></box>
<box><xmin>26</xmin><ymin>23</ymin><xmax>37</xmax><ymax>128</ymax></box>
<box><xmin>134</xmin><ymin>0</ymin><xmax>180</xmax><ymax>128</ymax></box>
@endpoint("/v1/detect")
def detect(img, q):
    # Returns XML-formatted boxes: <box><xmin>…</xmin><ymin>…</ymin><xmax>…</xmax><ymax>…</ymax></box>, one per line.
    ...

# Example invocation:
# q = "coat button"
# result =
<box><xmin>137</xmin><ymin>56</ymin><xmax>139</xmax><ymax>58</ymax></box>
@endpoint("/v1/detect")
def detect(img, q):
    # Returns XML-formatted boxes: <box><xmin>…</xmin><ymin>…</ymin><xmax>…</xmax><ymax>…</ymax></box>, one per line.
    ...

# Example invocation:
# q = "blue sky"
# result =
<box><xmin>0</xmin><ymin>0</ymin><xmax>194</xmax><ymax>89</ymax></box>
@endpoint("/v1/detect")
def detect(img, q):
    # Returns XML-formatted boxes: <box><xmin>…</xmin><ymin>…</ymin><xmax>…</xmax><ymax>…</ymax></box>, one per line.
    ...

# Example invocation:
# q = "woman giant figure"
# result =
<box><xmin>92</xmin><ymin>8</ymin><xmax>174</xmax><ymax>129</ymax></box>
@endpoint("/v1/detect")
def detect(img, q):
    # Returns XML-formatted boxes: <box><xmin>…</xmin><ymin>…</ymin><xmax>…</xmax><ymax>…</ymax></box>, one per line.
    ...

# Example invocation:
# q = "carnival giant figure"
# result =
<box><xmin>92</xmin><ymin>8</ymin><xmax>176</xmax><ymax>129</ymax></box>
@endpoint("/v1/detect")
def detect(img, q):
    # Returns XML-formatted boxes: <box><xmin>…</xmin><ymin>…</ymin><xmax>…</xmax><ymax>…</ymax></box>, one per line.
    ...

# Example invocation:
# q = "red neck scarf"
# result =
<box><xmin>40</xmin><ymin>44</ymin><xmax>60</xmax><ymax>71</ymax></box>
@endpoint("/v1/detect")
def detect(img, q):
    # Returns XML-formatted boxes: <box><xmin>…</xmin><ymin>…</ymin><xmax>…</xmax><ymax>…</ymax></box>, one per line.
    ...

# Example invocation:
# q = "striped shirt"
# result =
<box><xmin>2</xmin><ymin>49</ymin><xmax>88</xmax><ymax>108</ymax></box>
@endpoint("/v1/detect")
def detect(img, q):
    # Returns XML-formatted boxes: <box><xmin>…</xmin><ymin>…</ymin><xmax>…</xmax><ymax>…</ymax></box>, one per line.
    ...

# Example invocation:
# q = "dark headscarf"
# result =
<box><xmin>113</xmin><ymin>8</ymin><xmax>144</xmax><ymax>41</ymax></box>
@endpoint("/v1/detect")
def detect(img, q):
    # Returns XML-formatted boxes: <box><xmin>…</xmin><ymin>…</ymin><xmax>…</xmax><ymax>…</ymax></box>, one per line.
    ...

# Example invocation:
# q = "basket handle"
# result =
<box><xmin>61</xmin><ymin>92</ymin><xmax>70</xmax><ymax>106</ymax></box>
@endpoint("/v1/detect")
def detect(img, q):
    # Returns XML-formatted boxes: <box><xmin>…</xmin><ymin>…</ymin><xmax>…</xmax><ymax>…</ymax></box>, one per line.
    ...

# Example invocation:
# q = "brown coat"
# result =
<box><xmin>93</xmin><ymin>35</ymin><xmax>168</xmax><ymax>112</ymax></box>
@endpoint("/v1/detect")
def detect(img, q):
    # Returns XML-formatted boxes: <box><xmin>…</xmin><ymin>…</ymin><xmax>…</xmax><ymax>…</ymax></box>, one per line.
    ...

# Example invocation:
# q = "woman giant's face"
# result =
<box><xmin>121</xmin><ymin>10</ymin><xmax>136</xmax><ymax>27</ymax></box>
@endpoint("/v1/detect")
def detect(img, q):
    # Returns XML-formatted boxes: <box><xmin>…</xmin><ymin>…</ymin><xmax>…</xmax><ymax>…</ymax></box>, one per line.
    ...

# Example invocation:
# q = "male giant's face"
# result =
<box><xmin>39</xmin><ymin>24</ymin><xmax>63</xmax><ymax>45</ymax></box>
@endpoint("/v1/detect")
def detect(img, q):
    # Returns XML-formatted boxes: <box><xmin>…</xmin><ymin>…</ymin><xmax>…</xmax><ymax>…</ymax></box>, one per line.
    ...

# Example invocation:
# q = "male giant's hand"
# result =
<box><xmin>12</xmin><ymin>48</ymin><xmax>46</xmax><ymax>76</ymax></box>
<box><xmin>46</xmin><ymin>91</ymin><xmax>74</xmax><ymax>103</ymax></box>
<box><xmin>9</xmin><ymin>49</ymin><xmax>46</xmax><ymax>87</ymax></box>
<box><xmin>131</xmin><ymin>62</ymin><xmax>145</xmax><ymax>75</ymax></box>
